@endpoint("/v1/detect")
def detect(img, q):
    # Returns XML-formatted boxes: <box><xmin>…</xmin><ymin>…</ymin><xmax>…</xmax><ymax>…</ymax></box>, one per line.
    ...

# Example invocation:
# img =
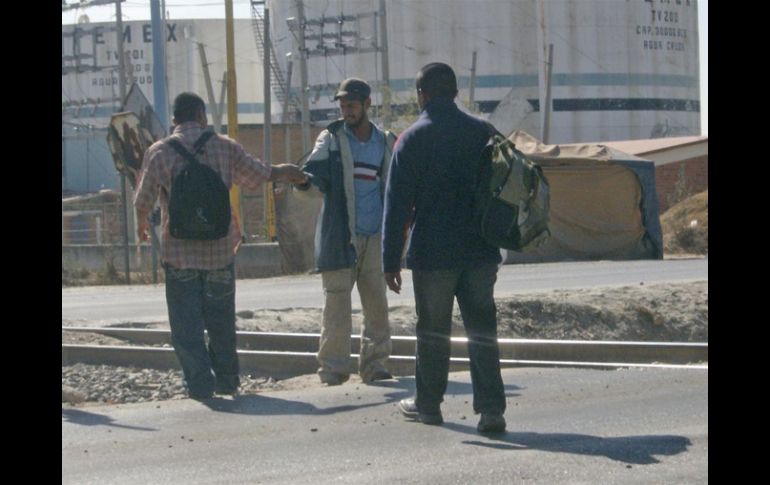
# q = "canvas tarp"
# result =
<box><xmin>503</xmin><ymin>131</ymin><xmax>663</xmax><ymax>264</ymax></box>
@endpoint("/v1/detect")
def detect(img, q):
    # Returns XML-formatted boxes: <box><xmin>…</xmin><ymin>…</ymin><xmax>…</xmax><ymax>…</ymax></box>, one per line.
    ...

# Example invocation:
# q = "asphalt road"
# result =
<box><xmin>62</xmin><ymin>258</ymin><xmax>707</xmax><ymax>326</ymax></box>
<box><xmin>62</xmin><ymin>366</ymin><xmax>708</xmax><ymax>484</ymax></box>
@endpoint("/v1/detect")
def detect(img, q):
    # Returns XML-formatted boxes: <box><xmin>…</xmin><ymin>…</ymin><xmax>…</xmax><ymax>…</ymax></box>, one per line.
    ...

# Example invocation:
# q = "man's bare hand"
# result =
<box><xmin>271</xmin><ymin>164</ymin><xmax>309</xmax><ymax>184</ymax></box>
<box><xmin>136</xmin><ymin>218</ymin><xmax>150</xmax><ymax>242</ymax></box>
<box><xmin>385</xmin><ymin>271</ymin><xmax>402</xmax><ymax>294</ymax></box>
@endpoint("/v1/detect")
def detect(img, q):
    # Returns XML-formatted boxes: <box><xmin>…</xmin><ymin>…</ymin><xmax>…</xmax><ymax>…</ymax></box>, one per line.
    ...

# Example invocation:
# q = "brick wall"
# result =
<box><xmin>654</xmin><ymin>154</ymin><xmax>708</xmax><ymax>213</ymax></box>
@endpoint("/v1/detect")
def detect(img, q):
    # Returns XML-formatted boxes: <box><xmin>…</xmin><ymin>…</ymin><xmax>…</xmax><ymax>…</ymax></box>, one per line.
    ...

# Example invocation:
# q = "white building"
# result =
<box><xmin>62</xmin><ymin>0</ymin><xmax>701</xmax><ymax>193</ymax></box>
<box><xmin>267</xmin><ymin>0</ymin><xmax>700</xmax><ymax>141</ymax></box>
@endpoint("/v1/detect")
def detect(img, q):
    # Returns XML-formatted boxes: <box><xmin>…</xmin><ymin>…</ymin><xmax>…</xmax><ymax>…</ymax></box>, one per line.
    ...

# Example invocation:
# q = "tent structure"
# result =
<box><xmin>503</xmin><ymin>131</ymin><xmax>663</xmax><ymax>264</ymax></box>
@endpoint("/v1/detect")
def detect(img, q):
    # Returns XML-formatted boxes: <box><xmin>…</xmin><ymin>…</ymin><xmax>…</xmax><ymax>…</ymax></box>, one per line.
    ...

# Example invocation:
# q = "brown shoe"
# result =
<box><xmin>363</xmin><ymin>369</ymin><xmax>394</xmax><ymax>383</ymax></box>
<box><xmin>320</xmin><ymin>373</ymin><xmax>349</xmax><ymax>386</ymax></box>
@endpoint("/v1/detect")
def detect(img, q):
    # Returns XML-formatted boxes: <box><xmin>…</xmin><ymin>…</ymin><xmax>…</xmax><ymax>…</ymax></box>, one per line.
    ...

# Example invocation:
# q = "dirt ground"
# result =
<box><xmin>62</xmin><ymin>280</ymin><xmax>707</xmax><ymax>346</ymax></box>
<box><xmin>231</xmin><ymin>280</ymin><xmax>707</xmax><ymax>343</ymax></box>
<box><xmin>660</xmin><ymin>190</ymin><xmax>708</xmax><ymax>255</ymax></box>
<box><xmin>239</xmin><ymin>279</ymin><xmax>708</xmax><ymax>393</ymax></box>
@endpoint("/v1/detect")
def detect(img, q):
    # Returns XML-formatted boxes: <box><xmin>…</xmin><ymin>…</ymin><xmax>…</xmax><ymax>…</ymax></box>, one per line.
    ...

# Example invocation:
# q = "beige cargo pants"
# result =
<box><xmin>318</xmin><ymin>234</ymin><xmax>392</xmax><ymax>383</ymax></box>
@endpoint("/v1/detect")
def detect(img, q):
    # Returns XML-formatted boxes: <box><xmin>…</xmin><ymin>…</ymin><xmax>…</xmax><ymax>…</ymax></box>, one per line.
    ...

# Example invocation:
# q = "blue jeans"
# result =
<box><xmin>412</xmin><ymin>263</ymin><xmax>506</xmax><ymax>415</ymax></box>
<box><xmin>164</xmin><ymin>263</ymin><xmax>239</xmax><ymax>397</ymax></box>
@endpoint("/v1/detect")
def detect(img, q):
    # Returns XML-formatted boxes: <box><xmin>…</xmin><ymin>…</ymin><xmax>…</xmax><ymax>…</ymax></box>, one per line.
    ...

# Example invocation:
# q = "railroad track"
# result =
<box><xmin>62</xmin><ymin>327</ymin><xmax>707</xmax><ymax>378</ymax></box>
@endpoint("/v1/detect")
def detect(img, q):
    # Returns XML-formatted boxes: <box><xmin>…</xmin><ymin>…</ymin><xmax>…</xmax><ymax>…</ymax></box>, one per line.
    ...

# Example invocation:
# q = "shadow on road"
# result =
<box><xmin>443</xmin><ymin>378</ymin><xmax>523</xmax><ymax>399</ymax></box>
<box><xmin>62</xmin><ymin>408</ymin><xmax>156</xmax><ymax>431</ymax></box>
<box><xmin>199</xmin><ymin>380</ymin><xmax>413</xmax><ymax>416</ymax></box>
<box><xmin>445</xmin><ymin>422</ymin><xmax>691</xmax><ymax>465</ymax></box>
<box><xmin>195</xmin><ymin>376</ymin><xmax>523</xmax><ymax>417</ymax></box>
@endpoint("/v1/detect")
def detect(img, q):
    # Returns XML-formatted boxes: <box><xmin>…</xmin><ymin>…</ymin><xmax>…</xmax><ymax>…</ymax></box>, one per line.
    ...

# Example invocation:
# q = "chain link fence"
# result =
<box><xmin>62</xmin><ymin>189</ymin><xmax>299</xmax><ymax>286</ymax></box>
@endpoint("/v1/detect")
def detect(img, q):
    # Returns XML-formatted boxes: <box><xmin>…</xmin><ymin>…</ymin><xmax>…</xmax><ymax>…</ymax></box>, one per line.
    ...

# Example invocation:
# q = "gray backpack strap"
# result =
<box><xmin>168</xmin><ymin>138</ymin><xmax>198</xmax><ymax>165</ymax></box>
<box><xmin>193</xmin><ymin>130</ymin><xmax>215</xmax><ymax>154</ymax></box>
<box><xmin>168</xmin><ymin>131</ymin><xmax>215</xmax><ymax>164</ymax></box>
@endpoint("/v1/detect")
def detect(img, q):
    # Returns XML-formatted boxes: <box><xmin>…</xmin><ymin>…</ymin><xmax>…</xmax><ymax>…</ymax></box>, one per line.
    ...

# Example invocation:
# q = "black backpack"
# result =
<box><xmin>167</xmin><ymin>131</ymin><xmax>231</xmax><ymax>240</ymax></box>
<box><xmin>475</xmin><ymin>132</ymin><xmax>551</xmax><ymax>251</ymax></box>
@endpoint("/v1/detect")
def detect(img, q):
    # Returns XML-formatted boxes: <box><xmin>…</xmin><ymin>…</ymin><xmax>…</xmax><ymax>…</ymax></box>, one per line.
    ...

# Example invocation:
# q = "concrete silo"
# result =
<box><xmin>267</xmin><ymin>0</ymin><xmax>700</xmax><ymax>143</ymax></box>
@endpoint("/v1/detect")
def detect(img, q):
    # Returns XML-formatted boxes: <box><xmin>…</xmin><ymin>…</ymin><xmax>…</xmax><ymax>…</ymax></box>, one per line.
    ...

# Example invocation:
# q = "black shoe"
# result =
<box><xmin>477</xmin><ymin>413</ymin><xmax>506</xmax><ymax>433</ymax></box>
<box><xmin>398</xmin><ymin>398</ymin><xmax>443</xmax><ymax>425</ymax></box>
<box><xmin>188</xmin><ymin>392</ymin><xmax>214</xmax><ymax>400</ymax></box>
<box><xmin>215</xmin><ymin>376</ymin><xmax>240</xmax><ymax>396</ymax></box>
<box><xmin>363</xmin><ymin>369</ymin><xmax>394</xmax><ymax>383</ymax></box>
<box><xmin>320</xmin><ymin>373</ymin><xmax>350</xmax><ymax>386</ymax></box>
<box><xmin>214</xmin><ymin>386</ymin><xmax>239</xmax><ymax>396</ymax></box>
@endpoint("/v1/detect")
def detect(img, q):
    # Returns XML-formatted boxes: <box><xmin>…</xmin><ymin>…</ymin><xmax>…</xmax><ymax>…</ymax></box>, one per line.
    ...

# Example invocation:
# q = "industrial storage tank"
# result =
<box><xmin>61</xmin><ymin>0</ymin><xmax>700</xmax><ymax>193</ymax></box>
<box><xmin>267</xmin><ymin>0</ymin><xmax>700</xmax><ymax>143</ymax></box>
<box><xmin>61</xmin><ymin>18</ymin><xmax>265</xmax><ymax>128</ymax></box>
<box><xmin>62</xmin><ymin>18</ymin><xmax>265</xmax><ymax>193</ymax></box>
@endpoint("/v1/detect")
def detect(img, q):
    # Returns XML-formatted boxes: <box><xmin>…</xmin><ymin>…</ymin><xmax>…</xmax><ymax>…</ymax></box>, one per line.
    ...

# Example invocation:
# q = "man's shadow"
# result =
<box><xmin>426</xmin><ymin>379</ymin><xmax>690</xmax><ymax>465</ymax></box>
<box><xmin>444</xmin><ymin>379</ymin><xmax>523</xmax><ymax>399</ymax></box>
<box><xmin>443</xmin><ymin>423</ymin><xmax>692</xmax><ymax>465</ymax></box>
<box><xmin>62</xmin><ymin>408</ymin><xmax>156</xmax><ymax>431</ymax></box>
<box><xmin>200</xmin><ymin>376</ymin><xmax>521</xmax><ymax>415</ymax></box>
<box><xmin>200</xmin><ymin>379</ymin><xmax>413</xmax><ymax>415</ymax></box>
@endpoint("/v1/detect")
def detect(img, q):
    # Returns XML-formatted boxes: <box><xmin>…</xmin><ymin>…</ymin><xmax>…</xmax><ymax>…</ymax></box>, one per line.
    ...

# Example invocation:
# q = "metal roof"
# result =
<box><xmin>599</xmin><ymin>136</ymin><xmax>708</xmax><ymax>156</ymax></box>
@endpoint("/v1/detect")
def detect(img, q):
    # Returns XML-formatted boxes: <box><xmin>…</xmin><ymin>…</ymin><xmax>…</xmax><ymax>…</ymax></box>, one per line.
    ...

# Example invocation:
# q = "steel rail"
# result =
<box><xmin>63</xmin><ymin>327</ymin><xmax>707</xmax><ymax>377</ymax></box>
<box><xmin>61</xmin><ymin>344</ymin><xmax>706</xmax><ymax>379</ymax></box>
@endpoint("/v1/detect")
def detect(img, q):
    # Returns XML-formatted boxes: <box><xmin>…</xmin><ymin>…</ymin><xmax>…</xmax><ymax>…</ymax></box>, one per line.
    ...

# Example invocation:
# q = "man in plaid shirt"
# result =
<box><xmin>134</xmin><ymin>92</ymin><xmax>307</xmax><ymax>399</ymax></box>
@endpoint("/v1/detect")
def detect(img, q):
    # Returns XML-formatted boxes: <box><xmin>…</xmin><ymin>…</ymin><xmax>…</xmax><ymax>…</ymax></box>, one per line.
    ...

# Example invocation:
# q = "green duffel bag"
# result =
<box><xmin>475</xmin><ymin>133</ymin><xmax>551</xmax><ymax>251</ymax></box>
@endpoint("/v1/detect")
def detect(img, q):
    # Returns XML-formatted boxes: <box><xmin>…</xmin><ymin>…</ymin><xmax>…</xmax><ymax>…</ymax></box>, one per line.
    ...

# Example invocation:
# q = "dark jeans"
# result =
<box><xmin>412</xmin><ymin>263</ymin><xmax>506</xmax><ymax>415</ymax></box>
<box><xmin>164</xmin><ymin>263</ymin><xmax>239</xmax><ymax>397</ymax></box>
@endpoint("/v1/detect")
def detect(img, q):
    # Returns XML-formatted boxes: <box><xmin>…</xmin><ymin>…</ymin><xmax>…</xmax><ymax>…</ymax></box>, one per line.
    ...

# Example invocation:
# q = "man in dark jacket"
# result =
<box><xmin>382</xmin><ymin>63</ymin><xmax>507</xmax><ymax>433</ymax></box>
<box><xmin>295</xmin><ymin>78</ymin><xmax>396</xmax><ymax>385</ymax></box>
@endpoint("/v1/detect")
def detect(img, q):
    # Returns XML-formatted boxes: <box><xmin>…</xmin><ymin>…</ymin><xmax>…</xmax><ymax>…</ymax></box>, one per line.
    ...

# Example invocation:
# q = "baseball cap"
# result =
<box><xmin>333</xmin><ymin>78</ymin><xmax>371</xmax><ymax>101</ymax></box>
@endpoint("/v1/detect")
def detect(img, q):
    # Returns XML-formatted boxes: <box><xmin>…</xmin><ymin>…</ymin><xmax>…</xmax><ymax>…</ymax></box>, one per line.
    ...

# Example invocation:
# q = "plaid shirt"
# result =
<box><xmin>134</xmin><ymin>122</ymin><xmax>272</xmax><ymax>269</ymax></box>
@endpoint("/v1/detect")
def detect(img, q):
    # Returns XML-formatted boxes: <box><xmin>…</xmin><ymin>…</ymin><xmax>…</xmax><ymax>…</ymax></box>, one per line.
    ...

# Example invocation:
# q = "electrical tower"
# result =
<box><xmin>250</xmin><ymin>0</ymin><xmax>301</xmax><ymax>122</ymax></box>
<box><xmin>286</xmin><ymin>0</ymin><xmax>392</xmax><ymax>134</ymax></box>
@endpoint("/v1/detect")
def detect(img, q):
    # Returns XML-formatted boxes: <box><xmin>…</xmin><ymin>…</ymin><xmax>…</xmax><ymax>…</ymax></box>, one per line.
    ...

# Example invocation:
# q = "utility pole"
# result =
<box><xmin>85</xmin><ymin>132</ymin><xmax>91</xmax><ymax>192</ymax></box>
<box><xmin>225</xmin><ymin>0</ymin><xmax>243</xmax><ymax>234</ymax></box>
<box><xmin>288</xmin><ymin>3</ymin><xmax>386</xmax><ymax>133</ymax></box>
<box><xmin>115</xmin><ymin>0</ymin><xmax>131</xmax><ymax>285</ymax></box>
<box><xmin>536</xmin><ymin>0</ymin><xmax>551</xmax><ymax>143</ymax></box>
<box><xmin>379</xmin><ymin>0</ymin><xmax>391</xmax><ymax>126</ymax></box>
<box><xmin>218</xmin><ymin>71</ymin><xmax>227</xmax><ymax>133</ymax></box>
<box><xmin>197</xmin><ymin>43</ymin><xmax>222</xmax><ymax>133</ymax></box>
<box><xmin>295</xmin><ymin>0</ymin><xmax>311</xmax><ymax>155</ymax></box>
<box><xmin>263</xmin><ymin>6</ymin><xmax>272</xmax><ymax>166</ymax></box>
<box><xmin>542</xmin><ymin>43</ymin><xmax>554</xmax><ymax>144</ymax></box>
<box><xmin>185</xmin><ymin>28</ymin><xmax>222</xmax><ymax>133</ymax></box>
<box><xmin>469</xmin><ymin>50</ymin><xmax>478</xmax><ymax>111</ymax></box>
<box><xmin>283</xmin><ymin>58</ymin><xmax>294</xmax><ymax>163</ymax></box>
<box><xmin>62</xmin><ymin>119</ymin><xmax>67</xmax><ymax>192</ymax></box>
<box><xmin>263</xmin><ymin>6</ymin><xmax>276</xmax><ymax>241</ymax></box>
<box><xmin>150</xmin><ymin>0</ymin><xmax>168</xmax><ymax>285</ymax></box>
<box><xmin>151</xmin><ymin>0</ymin><xmax>168</xmax><ymax>131</ymax></box>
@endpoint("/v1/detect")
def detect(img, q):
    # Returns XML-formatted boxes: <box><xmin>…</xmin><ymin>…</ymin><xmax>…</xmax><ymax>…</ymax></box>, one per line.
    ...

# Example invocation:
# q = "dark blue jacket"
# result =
<box><xmin>296</xmin><ymin>120</ymin><xmax>396</xmax><ymax>272</ymax></box>
<box><xmin>382</xmin><ymin>98</ymin><xmax>501</xmax><ymax>273</ymax></box>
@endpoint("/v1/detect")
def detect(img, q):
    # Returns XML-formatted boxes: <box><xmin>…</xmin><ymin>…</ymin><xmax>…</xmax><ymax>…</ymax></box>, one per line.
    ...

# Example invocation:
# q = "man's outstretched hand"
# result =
<box><xmin>136</xmin><ymin>210</ymin><xmax>150</xmax><ymax>242</ymax></box>
<box><xmin>271</xmin><ymin>164</ymin><xmax>309</xmax><ymax>184</ymax></box>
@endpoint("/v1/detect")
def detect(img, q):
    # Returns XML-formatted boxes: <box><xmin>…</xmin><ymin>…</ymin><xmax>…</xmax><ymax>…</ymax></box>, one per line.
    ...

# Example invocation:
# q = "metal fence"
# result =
<box><xmin>62</xmin><ymin>197</ymin><xmax>124</xmax><ymax>245</ymax></box>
